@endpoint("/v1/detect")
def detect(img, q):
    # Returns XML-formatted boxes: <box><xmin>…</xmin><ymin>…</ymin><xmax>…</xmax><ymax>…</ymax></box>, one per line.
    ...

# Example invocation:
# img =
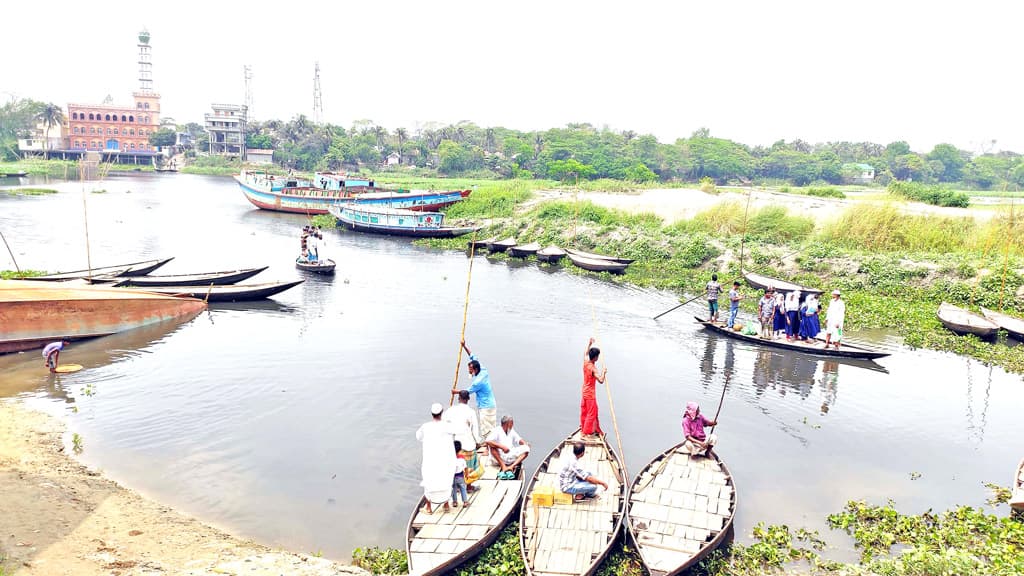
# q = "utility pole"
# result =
<box><xmin>244</xmin><ymin>65</ymin><xmax>254</xmax><ymax>121</ymax></box>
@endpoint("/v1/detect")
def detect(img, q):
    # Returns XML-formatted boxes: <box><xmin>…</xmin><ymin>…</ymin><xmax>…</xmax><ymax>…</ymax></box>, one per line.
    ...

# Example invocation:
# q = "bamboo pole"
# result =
<box><xmin>739</xmin><ymin>188</ymin><xmax>752</xmax><ymax>273</ymax></box>
<box><xmin>589</xmin><ymin>291</ymin><xmax>626</xmax><ymax>482</ymax></box>
<box><xmin>450</xmin><ymin>231</ymin><xmax>478</xmax><ymax>404</ymax></box>
<box><xmin>0</xmin><ymin>229</ymin><xmax>20</xmax><ymax>272</ymax></box>
<box><xmin>80</xmin><ymin>162</ymin><xmax>93</xmax><ymax>278</ymax></box>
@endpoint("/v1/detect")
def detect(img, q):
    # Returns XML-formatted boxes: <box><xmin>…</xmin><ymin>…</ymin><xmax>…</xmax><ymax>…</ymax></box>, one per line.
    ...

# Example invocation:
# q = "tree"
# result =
<box><xmin>394</xmin><ymin>127</ymin><xmax>408</xmax><ymax>164</ymax></box>
<box><xmin>36</xmin><ymin>103</ymin><xmax>64</xmax><ymax>160</ymax></box>
<box><xmin>149</xmin><ymin>128</ymin><xmax>178</xmax><ymax>147</ymax></box>
<box><xmin>547</xmin><ymin>158</ymin><xmax>595</xmax><ymax>181</ymax></box>
<box><xmin>438</xmin><ymin>140</ymin><xmax>471</xmax><ymax>173</ymax></box>
<box><xmin>246</xmin><ymin>133</ymin><xmax>273</xmax><ymax>149</ymax></box>
<box><xmin>926</xmin><ymin>143</ymin><xmax>967</xmax><ymax>182</ymax></box>
<box><xmin>624</xmin><ymin>162</ymin><xmax>657</xmax><ymax>182</ymax></box>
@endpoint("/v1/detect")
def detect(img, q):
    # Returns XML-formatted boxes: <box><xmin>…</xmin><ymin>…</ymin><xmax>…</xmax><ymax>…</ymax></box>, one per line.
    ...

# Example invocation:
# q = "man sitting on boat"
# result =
<box><xmin>822</xmin><ymin>290</ymin><xmax>845</xmax><ymax>349</ymax></box>
<box><xmin>681</xmin><ymin>401</ymin><xmax>717</xmax><ymax>457</ymax></box>
<box><xmin>484</xmin><ymin>415</ymin><xmax>529</xmax><ymax>479</ymax></box>
<box><xmin>416</xmin><ymin>403</ymin><xmax>455</xmax><ymax>513</ymax></box>
<box><xmin>558</xmin><ymin>442</ymin><xmax>609</xmax><ymax>502</ymax></box>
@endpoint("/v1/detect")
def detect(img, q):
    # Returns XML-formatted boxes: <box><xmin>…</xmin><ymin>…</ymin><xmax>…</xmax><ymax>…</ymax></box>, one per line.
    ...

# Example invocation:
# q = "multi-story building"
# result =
<box><xmin>205</xmin><ymin>103</ymin><xmax>247</xmax><ymax>158</ymax></box>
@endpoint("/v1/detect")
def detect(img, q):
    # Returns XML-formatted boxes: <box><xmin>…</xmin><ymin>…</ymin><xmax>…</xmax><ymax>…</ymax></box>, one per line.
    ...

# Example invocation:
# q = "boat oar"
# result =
<box><xmin>653</xmin><ymin>291</ymin><xmax>707</xmax><ymax>320</ymax></box>
<box><xmin>450</xmin><ymin>230</ymin><xmax>478</xmax><ymax>405</ymax></box>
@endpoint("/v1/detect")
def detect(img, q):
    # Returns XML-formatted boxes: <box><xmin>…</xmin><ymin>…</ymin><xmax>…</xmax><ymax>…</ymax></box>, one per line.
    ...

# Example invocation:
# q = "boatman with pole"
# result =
<box><xmin>453</xmin><ymin>340</ymin><xmax>497</xmax><ymax>441</ymax></box>
<box><xmin>42</xmin><ymin>340</ymin><xmax>69</xmax><ymax>373</ymax></box>
<box><xmin>581</xmin><ymin>337</ymin><xmax>607</xmax><ymax>438</ymax></box>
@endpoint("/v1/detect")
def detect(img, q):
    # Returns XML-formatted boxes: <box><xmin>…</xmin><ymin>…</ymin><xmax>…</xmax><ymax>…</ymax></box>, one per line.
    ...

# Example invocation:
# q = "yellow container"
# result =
<box><xmin>553</xmin><ymin>491</ymin><xmax>573</xmax><ymax>506</ymax></box>
<box><xmin>533</xmin><ymin>485</ymin><xmax>555</xmax><ymax>507</ymax></box>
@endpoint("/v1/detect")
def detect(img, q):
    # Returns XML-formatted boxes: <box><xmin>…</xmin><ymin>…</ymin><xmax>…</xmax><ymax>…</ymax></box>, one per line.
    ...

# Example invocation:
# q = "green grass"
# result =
<box><xmin>3</xmin><ymin>187</ymin><xmax>58</xmax><ymax>195</ymax></box>
<box><xmin>0</xmin><ymin>159</ymin><xmax>153</xmax><ymax>177</ymax></box>
<box><xmin>1</xmin><ymin>269</ymin><xmax>48</xmax><ymax>279</ymax></box>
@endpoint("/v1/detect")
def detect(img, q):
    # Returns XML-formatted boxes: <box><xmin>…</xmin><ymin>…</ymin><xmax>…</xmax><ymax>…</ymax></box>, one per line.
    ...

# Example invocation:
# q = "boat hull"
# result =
<box><xmin>296</xmin><ymin>258</ymin><xmax>336</xmax><ymax>275</ymax></box>
<box><xmin>236</xmin><ymin>176</ymin><xmax>469</xmax><ymax>214</ymax></box>
<box><xmin>120</xmin><ymin>281</ymin><xmax>303</xmax><ymax>302</ymax></box>
<box><xmin>0</xmin><ymin>280</ymin><xmax>206</xmax><ymax>354</ymax></box>
<box><xmin>112</xmin><ymin>266</ymin><xmax>268</xmax><ymax>287</ymax></box>
<box><xmin>27</xmin><ymin>257</ymin><xmax>174</xmax><ymax>281</ymax></box>
<box><xmin>565</xmin><ymin>248</ymin><xmax>634</xmax><ymax>265</ymax></box>
<box><xmin>508</xmin><ymin>243</ymin><xmax>541</xmax><ymax>258</ymax></box>
<box><xmin>694</xmin><ymin>317</ymin><xmax>890</xmax><ymax>359</ymax></box>
<box><xmin>981</xmin><ymin>307</ymin><xmax>1024</xmax><ymax>340</ymax></box>
<box><xmin>568</xmin><ymin>254</ymin><xmax>628</xmax><ymax>274</ymax></box>
<box><xmin>937</xmin><ymin>303</ymin><xmax>998</xmax><ymax>339</ymax></box>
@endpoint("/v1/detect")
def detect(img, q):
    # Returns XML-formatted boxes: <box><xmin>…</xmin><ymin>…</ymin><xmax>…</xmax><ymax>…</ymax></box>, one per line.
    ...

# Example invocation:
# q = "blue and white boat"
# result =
<box><xmin>328</xmin><ymin>204</ymin><xmax>477</xmax><ymax>238</ymax></box>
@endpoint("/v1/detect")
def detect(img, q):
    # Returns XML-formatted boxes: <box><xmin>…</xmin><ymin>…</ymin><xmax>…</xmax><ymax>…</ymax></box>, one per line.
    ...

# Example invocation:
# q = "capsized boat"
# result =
<box><xmin>536</xmin><ymin>246</ymin><xmax>567</xmax><ymax>263</ymax></box>
<box><xmin>938</xmin><ymin>302</ymin><xmax>998</xmax><ymax>339</ymax></box>
<box><xmin>568</xmin><ymin>254</ymin><xmax>629</xmax><ymax>275</ymax></box>
<box><xmin>508</xmin><ymin>242</ymin><xmax>542</xmax><ymax>258</ymax></box>
<box><xmin>487</xmin><ymin>238</ymin><xmax>517</xmax><ymax>253</ymax></box>
<box><xmin>26</xmin><ymin>257</ymin><xmax>174</xmax><ymax>281</ymax></box>
<box><xmin>0</xmin><ymin>279</ymin><xmax>206</xmax><ymax>354</ymax></box>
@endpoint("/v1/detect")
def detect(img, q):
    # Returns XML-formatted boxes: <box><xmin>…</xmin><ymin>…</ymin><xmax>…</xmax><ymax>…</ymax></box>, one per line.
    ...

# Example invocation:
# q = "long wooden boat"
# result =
<box><xmin>487</xmin><ymin>238</ymin><xmax>517</xmax><ymax>253</ymax></box>
<box><xmin>536</xmin><ymin>246</ymin><xmax>567</xmax><ymax>263</ymax></box>
<box><xmin>119</xmin><ymin>280</ymin><xmax>303</xmax><ymax>302</ymax></box>
<box><xmin>26</xmin><ymin>257</ymin><xmax>174</xmax><ymax>281</ymax></box>
<box><xmin>568</xmin><ymin>254</ymin><xmax>629</xmax><ymax>275</ymax></box>
<box><xmin>109</xmin><ymin>266</ymin><xmax>268</xmax><ymax>287</ymax></box>
<box><xmin>406</xmin><ymin>454</ymin><xmax>524</xmax><ymax>575</ymax></box>
<box><xmin>938</xmin><ymin>302</ymin><xmax>998</xmax><ymax>339</ymax></box>
<box><xmin>1010</xmin><ymin>458</ymin><xmax>1024</xmax><ymax>515</ymax></box>
<box><xmin>508</xmin><ymin>242</ymin><xmax>542</xmax><ymax>258</ymax></box>
<box><xmin>981</xmin><ymin>307</ymin><xmax>1024</xmax><ymax>340</ymax></box>
<box><xmin>0</xmin><ymin>279</ymin><xmax>206</xmax><ymax>354</ymax></box>
<box><xmin>296</xmin><ymin>257</ymin><xmax>336</xmax><ymax>275</ymax></box>
<box><xmin>520</xmin><ymin>430</ymin><xmax>627</xmax><ymax>576</ymax></box>
<box><xmin>628</xmin><ymin>445</ymin><xmax>736</xmax><ymax>576</ymax></box>
<box><xmin>1</xmin><ymin>171</ymin><xmax>28</xmax><ymax>178</ymax></box>
<box><xmin>565</xmin><ymin>248</ymin><xmax>634</xmax><ymax>265</ymax></box>
<box><xmin>329</xmin><ymin>204</ymin><xmax>477</xmax><ymax>238</ymax></box>
<box><xmin>694</xmin><ymin>317</ymin><xmax>890</xmax><ymax>360</ymax></box>
<box><xmin>468</xmin><ymin>236</ymin><xmax>496</xmax><ymax>251</ymax></box>
<box><xmin>742</xmin><ymin>271</ymin><xmax>822</xmax><ymax>296</ymax></box>
<box><xmin>236</xmin><ymin>171</ymin><xmax>470</xmax><ymax>214</ymax></box>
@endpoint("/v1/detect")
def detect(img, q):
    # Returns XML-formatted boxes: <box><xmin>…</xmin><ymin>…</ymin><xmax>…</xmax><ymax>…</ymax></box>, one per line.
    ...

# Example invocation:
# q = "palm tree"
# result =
<box><xmin>37</xmin><ymin>103</ymin><xmax>64</xmax><ymax>160</ymax></box>
<box><xmin>484</xmin><ymin>128</ymin><xmax>496</xmax><ymax>153</ymax></box>
<box><xmin>372</xmin><ymin>126</ymin><xmax>387</xmax><ymax>150</ymax></box>
<box><xmin>394</xmin><ymin>127</ymin><xmax>408</xmax><ymax>164</ymax></box>
<box><xmin>533</xmin><ymin>134</ymin><xmax>544</xmax><ymax>160</ymax></box>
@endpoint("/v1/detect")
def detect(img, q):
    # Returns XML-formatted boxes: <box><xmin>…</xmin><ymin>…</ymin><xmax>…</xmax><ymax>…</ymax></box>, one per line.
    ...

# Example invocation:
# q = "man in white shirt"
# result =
<box><xmin>444</xmin><ymin>390</ymin><xmax>480</xmax><ymax>450</ymax></box>
<box><xmin>484</xmin><ymin>414</ymin><xmax>530</xmax><ymax>478</ymax></box>
<box><xmin>823</xmin><ymin>289</ymin><xmax>846</xmax><ymax>349</ymax></box>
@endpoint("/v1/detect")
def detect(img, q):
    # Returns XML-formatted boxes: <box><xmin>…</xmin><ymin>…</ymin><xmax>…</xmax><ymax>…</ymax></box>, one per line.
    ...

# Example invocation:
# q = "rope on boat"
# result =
<box><xmin>450</xmin><ymin>230</ymin><xmax>478</xmax><ymax>404</ymax></box>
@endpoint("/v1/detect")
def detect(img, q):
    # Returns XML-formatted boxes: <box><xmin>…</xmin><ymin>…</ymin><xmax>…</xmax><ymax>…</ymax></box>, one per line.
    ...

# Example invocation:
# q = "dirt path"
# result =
<box><xmin>0</xmin><ymin>401</ymin><xmax>371</xmax><ymax>576</ymax></box>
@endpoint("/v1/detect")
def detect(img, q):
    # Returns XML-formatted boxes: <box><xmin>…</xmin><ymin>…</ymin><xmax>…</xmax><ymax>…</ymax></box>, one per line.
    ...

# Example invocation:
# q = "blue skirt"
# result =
<box><xmin>773</xmin><ymin>307</ymin><xmax>787</xmax><ymax>331</ymax></box>
<box><xmin>800</xmin><ymin>313</ymin><xmax>821</xmax><ymax>339</ymax></box>
<box><xmin>785</xmin><ymin>310</ymin><xmax>800</xmax><ymax>337</ymax></box>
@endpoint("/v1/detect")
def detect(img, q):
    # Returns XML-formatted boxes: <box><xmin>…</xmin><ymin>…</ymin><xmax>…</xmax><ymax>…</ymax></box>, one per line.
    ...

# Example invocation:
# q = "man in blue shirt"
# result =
<box><xmin>453</xmin><ymin>339</ymin><xmax>497</xmax><ymax>441</ymax></box>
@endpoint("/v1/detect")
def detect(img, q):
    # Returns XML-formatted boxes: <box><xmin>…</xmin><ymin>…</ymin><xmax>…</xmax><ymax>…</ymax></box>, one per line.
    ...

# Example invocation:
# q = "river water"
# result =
<box><xmin>1</xmin><ymin>173</ymin><xmax>1021</xmax><ymax>562</ymax></box>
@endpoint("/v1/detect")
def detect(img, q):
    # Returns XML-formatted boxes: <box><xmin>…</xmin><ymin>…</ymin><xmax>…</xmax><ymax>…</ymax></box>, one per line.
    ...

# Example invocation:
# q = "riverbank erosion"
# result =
<box><xmin>0</xmin><ymin>401</ymin><xmax>371</xmax><ymax>576</ymax></box>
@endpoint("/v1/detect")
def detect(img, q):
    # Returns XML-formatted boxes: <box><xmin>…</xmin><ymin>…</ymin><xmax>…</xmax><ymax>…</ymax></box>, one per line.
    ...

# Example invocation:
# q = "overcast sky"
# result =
<box><xmin>4</xmin><ymin>1</ymin><xmax>1021</xmax><ymax>153</ymax></box>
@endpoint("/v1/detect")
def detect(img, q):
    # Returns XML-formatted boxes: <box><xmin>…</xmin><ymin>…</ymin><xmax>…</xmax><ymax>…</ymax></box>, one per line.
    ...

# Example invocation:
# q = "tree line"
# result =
<box><xmin>3</xmin><ymin>97</ymin><xmax>1023</xmax><ymax>189</ymax></box>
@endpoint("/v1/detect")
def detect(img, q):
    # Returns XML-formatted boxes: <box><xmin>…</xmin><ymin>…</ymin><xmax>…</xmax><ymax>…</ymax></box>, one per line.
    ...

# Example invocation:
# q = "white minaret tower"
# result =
<box><xmin>137</xmin><ymin>29</ymin><xmax>153</xmax><ymax>93</ymax></box>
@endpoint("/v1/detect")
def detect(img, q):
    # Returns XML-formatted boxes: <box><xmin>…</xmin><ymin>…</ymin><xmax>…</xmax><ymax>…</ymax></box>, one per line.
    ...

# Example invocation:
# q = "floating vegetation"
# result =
<box><xmin>4</xmin><ymin>187</ymin><xmax>58</xmax><ymax>195</ymax></box>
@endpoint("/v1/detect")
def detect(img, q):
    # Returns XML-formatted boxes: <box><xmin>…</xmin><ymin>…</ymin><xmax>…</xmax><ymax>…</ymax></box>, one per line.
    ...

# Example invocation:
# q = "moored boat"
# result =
<box><xmin>1</xmin><ymin>171</ymin><xmax>28</xmax><ymax>178</ymax></box>
<box><xmin>487</xmin><ymin>238</ymin><xmax>517</xmax><ymax>253</ymax></box>
<box><xmin>628</xmin><ymin>445</ymin><xmax>736</xmax><ymax>576</ymax></box>
<box><xmin>295</xmin><ymin>257</ymin><xmax>336</xmax><ymax>275</ymax></box>
<box><xmin>329</xmin><ymin>204</ymin><xmax>477</xmax><ymax>238</ymax></box>
<box><xmin>26</xmin><ymin>257</ymin><xmax>174</xmax><ymax>281</ymax></box>
<box><xmin>468</xmin><ymin>236</ymin><xmax>496</xmax><ymax>251</ymax></box>
<box><xmin>694</xmin><ymin>317</ymin><xmax>890</xmax><ymax>360</ymax></box>
<box><xmin>568</xmin><ymin>253</ymin><xmax>629</xmax><ymax>275</ymax></box>
<box><xmin>981</xmin><ymin>307</ymin><xmax>1024</xmax><ymax>340</ymax></box>
<box><xmin>118</xmin><ymin>280</ymin><xmax>303</xmax><ymax>302</ymax></box>
<box><xmin>938</xmin><ymin>302</ymin><xmax>998</xmax><ymax>339</ymax></box>
<box><xmin>565</xmin><ymin>248</ymin><xmax>634</xmax><ymax>265</ymax></box>
<box><xmin>742</xmin><ymin>271</ymin><xmax>822</xmax><ymax>296</ymax></box>
<box><xmin>536</xmin><ymin>246</ymin><xmax>567</xmax><ymax>263</ymax></box>
<box><xmin>1010</xmin><ymin>458</ymin><xmax>1024</xmax><ymax>516</ymax></box>
<box><xmin>110</xmin><ymin>266</ymin><xmax>268</xmax><ymax>287</ymax></box>
<box><xmin>520</xmin><ymin>430</ymin><xmax>626</xmax><ymax>576</ymax></box>
<box><xmin>508</xmin><ymin>242</ymin><xmax>542</xmax><ymax>258</ymax></box>
<box><xmin>406</xmin><ymin>455</ymin><xmax>524</xmax><ymax>575</ymax></box>
<box><xmin>236</xmin><ymin>171</ymin><xmax>470</xmax><ymax>215</ymax></box>
<box><xmin>0</xmin><ymin>279</ymin><xmax>206</xmax><ymax>354</ymax></box>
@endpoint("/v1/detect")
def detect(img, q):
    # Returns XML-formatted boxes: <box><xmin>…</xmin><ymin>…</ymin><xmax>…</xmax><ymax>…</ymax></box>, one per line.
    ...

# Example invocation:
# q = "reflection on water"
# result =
<box><xmin>3</xmin><ymin>173</ymin><xmax>1024</xmax><ymax>563</ymax></box>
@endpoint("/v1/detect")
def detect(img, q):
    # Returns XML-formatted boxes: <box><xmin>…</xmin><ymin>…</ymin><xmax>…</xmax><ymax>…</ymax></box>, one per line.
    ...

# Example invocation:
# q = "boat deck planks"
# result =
<box><xmin>629</xmin><ymin>446</ymin><xmax>736</xmax><ymax>576</ymax></box>
<box><xmin>408</xmin><ymin>453</ymin><xmax>524</xmax><ymax>576</ymax></box>
<box><xmin>520</xmin><ymin>430</ymin><xmax>626</xmax><ymax>576</ymax></box>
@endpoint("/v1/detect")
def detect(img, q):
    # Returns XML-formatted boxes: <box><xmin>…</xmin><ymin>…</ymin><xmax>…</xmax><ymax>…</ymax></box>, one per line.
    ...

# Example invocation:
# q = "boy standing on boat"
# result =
<box><xmin>822</xmin><ymin>290</ymin><xmax>845</xmax><ymax>349</ymax></box>
<box><xmin>706</xmin><ymin>274</ymin><xmax>722</xmax><ymax>323</ymax></box>
<box><xmin>581</xmin><ymin>338</ymin><xmax>607</xmax><ymax>438</ymax></box>
<box><xmin>758</xmin><ymin>289</ymin><xmax>775</xmax><ymax>339</ymax></box>
<box><xmin>727</xmin><ymin>281</ymin><xmax>742</xmax><ymax>329</ymax></box>
<box><xmin>682</xmin><ymin>401</ymin><xmax>717</xmax><ymax>457</ymax></box>
<box><xmin>558</xmin><ymin>442</ymin><xmax>608</xmax><ymax>501</ymax></box>
<box><xmin>453</xmin><ymin>340</ymin><xmax>497</xmax><ymax>440</ymax></box>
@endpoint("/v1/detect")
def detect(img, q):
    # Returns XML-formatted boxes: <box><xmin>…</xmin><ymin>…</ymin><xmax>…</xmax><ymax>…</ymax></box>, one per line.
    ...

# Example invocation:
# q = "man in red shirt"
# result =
<box><xmin>581</xmin><ymin>338</ymin><xmax>608</xmax><ymax>438</ymax></box>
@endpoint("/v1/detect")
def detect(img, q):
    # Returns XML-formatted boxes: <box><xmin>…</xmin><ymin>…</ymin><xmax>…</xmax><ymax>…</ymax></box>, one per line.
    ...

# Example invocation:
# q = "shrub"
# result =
<box><xmin>699</xmin><ymin>176</ymin><xmax>717</xmax><ymax>194</ymax></box>
<box><xmin>888</xmin><ymin>180</ymin><xmax>970</xmax><ymax>207</ymax></box>
<box><xmin>806</xmin><ymin>186</ymin><xmax>845</xmax><ymax>199</ymax></box>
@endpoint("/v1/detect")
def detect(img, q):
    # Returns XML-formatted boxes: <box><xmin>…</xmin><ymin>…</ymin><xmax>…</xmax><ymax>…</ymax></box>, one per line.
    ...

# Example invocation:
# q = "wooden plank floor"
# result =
<box><xmin>629</xmin><ymin>448</ymin><xmax>734</xmax><ymax>574</ymax></box>
<box><xmin>523</xmin><ymin>432</ymin><xmax>624</xmax><ymax>576</ymax></box>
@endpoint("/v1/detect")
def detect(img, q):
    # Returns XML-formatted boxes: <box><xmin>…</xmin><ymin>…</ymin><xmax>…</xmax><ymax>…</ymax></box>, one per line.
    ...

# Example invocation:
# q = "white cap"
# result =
<box><xmin>832</xmin><ymin>289</ymin><xmax>841</xmax><ymax>296</ymax></box>
<box><xmin>430</xmin><ymin>403</ymin><xmax>443</xmax><ymax>415</ymax></box>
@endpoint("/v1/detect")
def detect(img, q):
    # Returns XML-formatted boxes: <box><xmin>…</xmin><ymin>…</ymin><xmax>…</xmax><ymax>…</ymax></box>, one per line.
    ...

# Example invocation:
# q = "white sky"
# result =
<box><xmin>3</xmin><ymin>0</ymin><xmax>1021</xmax><ymax>154</ymax></box>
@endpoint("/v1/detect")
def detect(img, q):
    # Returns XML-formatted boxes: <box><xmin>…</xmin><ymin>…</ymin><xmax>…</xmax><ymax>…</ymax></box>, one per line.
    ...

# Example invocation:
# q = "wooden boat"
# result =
<box><xmin>26</xmin><ymin>257</ymin><xmax>174</xmax><ymax>281</ymax></box>
<box><xmin>628</xmin><ymin>445</ymin><xmax>736</xmax><ymax>576</ymax></box>
<box><xmin>981</xmin><ymin>307</ymin><xmax>1024</xmax><ymax>340</ymax></box>
<box><xmin>0</xmin><ymin>279</ymin><xmax>206</xmax><ymax>354</ymax></box>
<box><xmin>742</xmin><ymin>271</ymin><xmax>822</xmax><ymax>296</ymax></box>
<box><xmin>468</xmin><ymin>236</ymin><xmax>496</xmax><ymax>251</ymax></box>
<box><xmin>536</xmin><ymin>246</ymin><xmax>567</xmax><ymax>264</ymax></box>
<box><xmin>1010</xmin><ymin>458</ymin><xmax>1024</xmax><ymax>515</ymax></box>
<box><xmin>406</xmin><ymin>455</ymin><xmax>524</xmax><ymax>575</ymax></box>
<box><xmin>508</xmin><ymin>242</ymin><xmax>542</xmax><ymax>258</ymax></box>
<box><xmin>236</xmin><ymin>171</ymin><xmax>470</xmax><ymax>214</ymax></box>
<box><xmin>694</xmin><ymin>317</ymin><xmax>890</xmax><ymax>360</ymax></box>
<box><xmin>568</xmin><ymin>254</ymin><xmax>629</xmax><ymax>275</ymax></box>
<box><xmin>295</xmin><ymin>257</ymin><xmax>336</xmax><ymax>275</ymax></box>
<box><xmin>520</xmin><ymin>430</ymin><xmax>627</xmax><ymax>576</ymax></box>
<box><xmin>565</xmin><ymin>248</ymin><xmax>634</xmax><ymax>265</ymax></box>
<box><xmin>119</xmin><ymin>280</ymin><xmax>303</xmax><ymax>302</ymax></box>
<box><xmin>1</xmin><ymin>171</ymin><xmax>28</xmax><ymax>178</ymax></box>
<box><xmin>330</xmin><ymin>204</ymin><xmax>477</xmax><ymax>238</ymax></box>
<box><xmin>937</xmin><ymin>302</ymin><xmax>998</xmax><ymax>339</ymax></box>
<box><xmin>487</xmin><ymin>238</ymin><xmax>517</xmax><ymax>253</ymax></box>
<box><xmin>109</xmin><ymin>267</ymin><xmax>269</xmax><ymax>288</ymax></box>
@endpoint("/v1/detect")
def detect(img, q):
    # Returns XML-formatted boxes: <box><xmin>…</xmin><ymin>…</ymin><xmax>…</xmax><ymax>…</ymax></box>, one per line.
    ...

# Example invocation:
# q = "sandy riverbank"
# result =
<box><xmin>0</xmin><ymin>401</ymin><xmax>371</xmax><ymax>576</ymax></box>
